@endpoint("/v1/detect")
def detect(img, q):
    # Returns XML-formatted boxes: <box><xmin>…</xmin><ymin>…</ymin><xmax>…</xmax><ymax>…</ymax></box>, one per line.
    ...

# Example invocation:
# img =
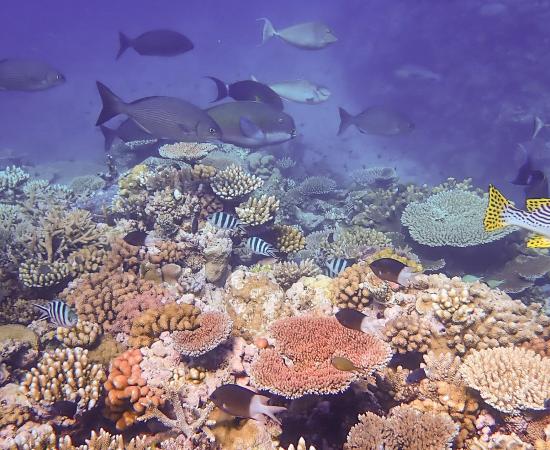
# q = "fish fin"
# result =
<box><xmin>484</xmin><ymin>185</ymin><xmax>512</xmax><ymax>232</ymax></box>
<box><xmin>258</xmin><ymin>18</ymin><xmax>277</xmax><ymax>44</ymax></box>
<box><xmin>527</xmin><ymin>234</ymin><xmax>550</xmax><ymax>248</ymax></box>
<box><xmin>239</xmin><ymin>116</ymin><xmax>265</xmax><ymax>140</ymax></box>
<box><xmin>99</xmin><ymin>125</ymin><xmax>117</xmax><ymax>151</ymax></box>
<box><xmin>116</xmin><ymin>32</ymin><xmax>132</xmax><ymax>60</ymax></box>
<box><xmin>250</xmin><ymin>74</ymin><xmax>258</xmax><ymax>81</ymax></box>
<box><xmin>525</xmin><ymin>198</ymin><xmax>550</xmax><ymax>212</ymax></box>
<box><xmin>532</xmin><ymin>116</ymin><xmax>546</xmax><ymax>140</ymax></box>
<box><xmin>95</xmin><ymin>81</ymin><xmax>125</xmax><ymax>125</ymax></box>
<box><xmin>337</xmin><ymin>107</ymin><xmax>353</xmax><ymax>136</ymax></box>
<box><xmin>206</xmin><ymin>76</ymin><xmax>229</xmax><ymax>102</ymax></box>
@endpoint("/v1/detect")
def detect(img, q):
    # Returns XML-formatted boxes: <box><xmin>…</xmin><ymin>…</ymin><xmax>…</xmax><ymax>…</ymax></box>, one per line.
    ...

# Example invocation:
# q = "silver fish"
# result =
<box><xmin>34</xmin><ymin>301</ymin><xmax>78</xmax><ymax>328</ymax></box>
<box><xmin>208</xmin><ymin>212</ymin><xmax>245</xmax><ymax>231</ymax></box>
<box><xmin>0</xmin><ymin>59</ymin><xmax>65</xmax><ymax>91</ymax></box>
<box><xmin>324</xmin><ymin>257</ymin><xmax>352</xmax><ymax>277</ymax></box>
<box><xmin>252</xmin><ymin>76</ymin><xmax>330</xmax><ymax>104</ymax></box>
<box><xmin>246</xmin><ymin>237</ymin><xmax>277</xmax><ymax>257</ymax></box>
<box><xmin>338</xmin><ymin>106</ymin><xmax>414</xmax><ymax>136</ymax></box>
<box><xmin>259</xmin><ymin>18</ymin><xmax>337</xmax><ymax>49</ymax></box>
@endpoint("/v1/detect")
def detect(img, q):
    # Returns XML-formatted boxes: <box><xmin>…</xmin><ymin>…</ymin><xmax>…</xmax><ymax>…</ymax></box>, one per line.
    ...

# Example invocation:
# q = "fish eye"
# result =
<box><xmin>209</xmin><ymin>127</ymin><xmax>217</xmax><ymax>134</ymax></box>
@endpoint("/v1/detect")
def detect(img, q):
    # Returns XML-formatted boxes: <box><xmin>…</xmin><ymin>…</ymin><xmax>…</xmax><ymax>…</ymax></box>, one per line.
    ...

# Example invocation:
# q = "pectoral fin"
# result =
<box><xmin>526</xmin><ymin>234</ymin><xmax>550</xmax><ymax>248</ymax></box>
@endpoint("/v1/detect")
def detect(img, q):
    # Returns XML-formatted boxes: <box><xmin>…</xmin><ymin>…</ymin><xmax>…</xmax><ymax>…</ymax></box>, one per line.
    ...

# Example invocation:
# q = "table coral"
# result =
<box><xmin>460</xmin><ymin>347</ymin><xmax>550</xmax><ymax>414</ymax></box>
<box><xmin>159</xmin><ymin>141</ymin><xmax>217</xmax><ymax>163</ymax></box>
<box><xmin>250</xmin><ymin>314</ymin><xmax>392</xmax><ymax>398</ymax></box>
<box><xmin>235</xmin><ymin>194</ymin><xmax>280</xmax><ymax>226</ymax></box>
<box><xmin>56</xmin><ymin>320</ymin><xmax>101</xmax><ymax>348</ymax></box>
<box><xmin>210</xmin><ymin>164</ymin><xmax>263</xmax><ymax>200</ymax></box>
<box><xmin>351</xmin><ymin>166</ymin><xmax>397</xmax><ymax>187</ymax></box>
<box><xmin>172</xmin><ymin>311</ymin><xmax>233</xmax><ymax>356</ymax></box>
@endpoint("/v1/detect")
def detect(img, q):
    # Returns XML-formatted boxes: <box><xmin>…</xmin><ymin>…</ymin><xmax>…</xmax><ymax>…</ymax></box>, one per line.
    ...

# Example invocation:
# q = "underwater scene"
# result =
<box><xmin>1</xmin><ymin>0</ymin><xmax>550</xmax><ymax>448</ymax></box>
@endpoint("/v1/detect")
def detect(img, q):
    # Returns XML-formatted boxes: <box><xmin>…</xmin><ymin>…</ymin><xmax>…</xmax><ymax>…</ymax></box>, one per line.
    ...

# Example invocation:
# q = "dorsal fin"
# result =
<box><xmin>526</xmin><ymin>198</ymin><xmax>550</xmax><ymax>212</ymax></box>
<box><xmin>526</xmin><ymin>234</ymin><xmax>550</xmax><ymax>248</ymax></box>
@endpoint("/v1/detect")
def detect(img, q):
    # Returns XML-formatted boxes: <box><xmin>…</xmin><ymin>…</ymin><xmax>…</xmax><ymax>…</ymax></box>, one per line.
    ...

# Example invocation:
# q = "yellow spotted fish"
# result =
<box><xmin>484</xmin><ymin>184</ymin><xmax>550</xmax><ymax>248</ymax></box>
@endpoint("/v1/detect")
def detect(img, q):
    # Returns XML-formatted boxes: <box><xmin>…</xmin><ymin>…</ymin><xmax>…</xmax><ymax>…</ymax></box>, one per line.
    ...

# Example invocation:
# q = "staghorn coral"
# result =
<box><xmin>330</xmin><ymin>261</ymin><xmax>393</xmax><ymax>310</ymax></box>
<box><xmin>235</xmin><ymin>194</ymin><xmax>280</xmax><ymax>226</ymax></box>
<box><xmin>129</xmin><ymin>303</ymin><xmax>201</xmax><ymax>347</ymax></box>
<box><xmin>459</xmin><ymin>346</ymin><xmax>550</xmax><ymax>414</ymax></box>
<box><xmin>56</xmin><ymin>320</ymin><xmax>101</xmax><ymax>348</ymax></box>
<box><xmin>104</xmin><ymin>348</ymin><xmax>164</xmax><ymax>430</ymax></box>
<box><xmin>344</xmin><ymin>405</ymin><xmax>457</xmax><ymax>450</ymax></box>
<box><xmin>383</xmin><ymin>312</ymin><xmax>432</xmax><ymax>354</ymax></box>
<box><xmin>172</xmin><ymin>311</ymin><xmax>233</xmax><ymax>356</ymax></box>
<box><xmin>272</xmin><ymin>259</ymin><xmax>321</xmax><ymax>288</ymax></box>
<box><xmin>18</xmin><ymin>259</ymin><xmax>70</xmax><ymax>287</ymax></box>
<box><xmin>297</xmin><ymin>176</ymin><xmax>337</xmax><ymax>196</ymax></box>
<box><xmin>210</xmin><ymin>164</ymin><xmax>263</xmax><ymax>200</ymax></box>
<box><xmin>20</xmin><ymin>347</ymin><xmax>105</xmax><ymax>415</ymax></box>
<box><xmin>274</xmin><ymin>224</ymin><xmax>306</xmax><ymax>253</ymax></box>
<box><xmin>401</xmin><ymin>189</ymin><xmax>515</xmax><ymax>247</ymax></box>
<box><xmin>250</xmin><ymin>314</ymin><xmax>392</xmax><ymax>398</ymax></box>
<box><xmin>159</xmin><ymin>141</ymin><xmax>216</xmax><ymax>163</ymax></box>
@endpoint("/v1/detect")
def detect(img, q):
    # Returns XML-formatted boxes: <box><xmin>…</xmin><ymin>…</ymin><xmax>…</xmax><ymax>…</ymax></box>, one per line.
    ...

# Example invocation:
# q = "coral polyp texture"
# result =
<box><xmin>250</xmin><ymin>315</ymin><xmax>392</xmax><ymax>398</ymax></box>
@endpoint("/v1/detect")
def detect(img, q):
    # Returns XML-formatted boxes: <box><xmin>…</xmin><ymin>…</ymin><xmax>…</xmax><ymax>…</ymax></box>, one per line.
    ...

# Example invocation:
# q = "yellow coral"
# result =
<box><xmin>274</xmin><ymin>224</ymin><xmax>306</xmax><ymax>253</ymax></box>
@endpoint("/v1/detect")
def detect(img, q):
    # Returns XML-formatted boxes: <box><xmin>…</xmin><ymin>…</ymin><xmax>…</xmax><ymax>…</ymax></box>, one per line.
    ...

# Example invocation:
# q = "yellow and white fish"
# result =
<box><xmin>484</xmin><ymin>184</ymin><xmax>550</xmax><ymax>248</ymax></box>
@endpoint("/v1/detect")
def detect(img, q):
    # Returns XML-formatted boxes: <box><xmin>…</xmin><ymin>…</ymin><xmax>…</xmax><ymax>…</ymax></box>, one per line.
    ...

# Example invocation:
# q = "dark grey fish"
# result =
<box><xmin>0</xmin><ymin>59</ymin><xmax>65</xmax><ymax>91</ymax></box>
<box><xmin>117</xmin><ymin>29</ymin><xmax>193</xmax><ymax>59</ymax></box>
<box><xmin>525</xmin><ymin>170</ymin><xmax>549</xmax><ymax>199</ymax></box>
<box><xmin>406</xmin><ymin>368</ymin><xmax>427</xmax><ymax>384</ymax></box>
<box><xmin>34</xmin><ymin>301</ymin><xmax>78</xmax><ymax>328</ymax></box>
<box><xmin>210</xmin><ymin>384</ymin><xmax>286</xmax><ymax>424</ymax></box>
<box><xmin>208</xmin><ymin>212</ymin><xmax>245</xmax><ymax>231</ymax></box>
<box><xmin>511</xmin><ymin>155</ymin><xmax>535</xmax><ymax>185</ymax></box>
<box><xmin>335</xmin><ymin>308</ymin><xmax>367</xmax><ymax>332</ymax></box>
<box><xmin>95</xmin><ymin>81</ymin><xmax>222</xmax><ymax>142</ymax></box>
<box><xmin>246</xmin><ymin>237</ymin><xmax>277</xmax><ymax>257</ymax></box>
<box><xmin>369</xmin><ymin>258</ymin><xmax>415</xmax><ymax>286</ymax></box>
<box><xmin>123</xmin><ymin>230</ymin><xmax>150</xmax><ymax>247</ymax></box>
<box><xmin>207</xmin><ymin>77</ymin><xmax>284</xmax><ymax>111</ymax></box>
<box><xmin>100</xmin><ymin>119</ymin><xmax>156</xmax><ymax>151</ymax></box>
<box><xmin>338</xmin><ymin>106</ymin><xmax>414</xmax><ymax>136</ymax></box>
<box><xmin>206</xmin><ymin>101</ymin><xmax>295</xmax><ymax>148</ymax></box>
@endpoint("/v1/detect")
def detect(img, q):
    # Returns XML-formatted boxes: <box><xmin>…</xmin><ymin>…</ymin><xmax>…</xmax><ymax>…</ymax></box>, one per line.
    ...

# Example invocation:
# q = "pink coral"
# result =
<box><xmin>111</xmin><ymin>292</ymin><xmax>164</xmax><ymax>335</ymax></box>
<box><xmin>173</xmin><ymin>311</ymin><xmax>233</xmax><ymax>356</ymax></box>
<box><xmin>250</xmin><ymin>315</ymin><xmax>393</xmax><ymax>398</ymax></box>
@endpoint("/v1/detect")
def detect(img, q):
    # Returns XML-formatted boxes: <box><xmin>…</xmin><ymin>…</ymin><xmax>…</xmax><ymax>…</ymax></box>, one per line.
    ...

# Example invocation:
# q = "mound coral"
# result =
<box><xmin>158</xmin><ymin>141</ymin><xmax>217</xmax><ymax>164</ymax></box>
<box><xmin>401</xmin><ymin>189</ymin><xmax>515</xmax><ymax>247</ymax></box>
<box><xmin>383</xmin><ymin>312</ymin><xmax>432</xmax><ymax>354</ymax></box>
<box><xmin>235</xmin><ymin>194</ymin><xmax>280</xmax><ymax>225</ymax></box>
<box><xmin>459</xmin><ymin>346</ymin><xmax>550</xmax><ymax>414</ymax></box>
<box><xmin>250</xmin><ymin>314</ymin><xmax>392</xmax><ymax>398</ymax></box>
<box><xmin>210</xmin><ymin>164</ymin><xmax>263</xmax><ymax>200</ymax></box>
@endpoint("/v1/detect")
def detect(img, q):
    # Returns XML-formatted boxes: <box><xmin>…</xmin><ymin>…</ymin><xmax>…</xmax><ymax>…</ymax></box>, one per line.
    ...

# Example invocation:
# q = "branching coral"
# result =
<box><xmin>159</xmin><ymin>141</ymin><xmax>217</xmax><ymax>164</ymax></box>
<box><xmin>322</xmin><ymin>226</ymin><xmax>391</xmax><ymax>259</ymax></box>
<box><xmin>351</xmin><ymin>166</ymin><xmax>398</xmax><ymax>187</ymax></box>
<box><xmin>274</xmin><ymin>225</ymin><xmax>306</xmax><ymax>253</ymax></box>
<box><xmin>210</xmin><ymin>164</ymin><xmax>263</xmax><ymax>200</ymax></box>
<box><xmin>235</xmin><ymin>194</ymin><xmax>280</xmax><ymax>226</ymax></box>
<box><xmin>191</xmin><ymin>163</ymin><xmax>217</xmax><ymax>181</ymax></box>
<box><xmin>19</xmin><ymin>259</ymin><xmax>70</xmax><ymax>287</ymax></box>
<box><xmin>20</xmin><ymin>347</ymin><xmax>105</xmax><ymax>415</ymax></box>
<box><xmin>56</xmin><ymin>320</ymin><xmax>101</xmax><ymax>348</ymax></box>
<box><xmin>272</xmin><ymin>259</ymin><xmax>321</xmax><ymax>288</ymax></box>
<box><xmin>297</xmin><ymin>176</ymin><xmax>337</xmax><ymax>196</ymax></box>
<box><xmin>250</xmin><ymin>314</ymin><xmax>392</xmax><ymax>398</ymax></box>
<box><xmin>344</xmin><ymin>406</ymin><xmax>458</xmax><ymax>450</ymax></box>
<box><xmin>459</xmin><ymin>347</ymin><xmax>550</xmax><ymax>414</ymax></box>
<box><xmin>172</xmin><ymin>311</ymin><xmax>233</xmax><ymax>356</ymax></box>
<box><xmin>401</xmin><ymin>189</ymin><xmax>515</xmax><ymax>247</ymax></box>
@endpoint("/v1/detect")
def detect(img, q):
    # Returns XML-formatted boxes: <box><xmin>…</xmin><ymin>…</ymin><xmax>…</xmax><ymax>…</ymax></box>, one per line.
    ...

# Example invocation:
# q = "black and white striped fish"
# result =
<box><xmin>208</xmin><ymin>212</ymin><xmax>245</xmax><ymax>231</ymax></box>
<box><xmin>246</xmin><ymin>237</ymin><xmax>277</xmax><ymax>257</ymax></box>
<box><xmin>34</xmin><ymin>301</ymin><xmax>78</xmax><ymax>328</ymax></box>
<box><xmin>324</xmin><ymin>258</ymin><xmax>354</xmax><ymax>277</ymax></box>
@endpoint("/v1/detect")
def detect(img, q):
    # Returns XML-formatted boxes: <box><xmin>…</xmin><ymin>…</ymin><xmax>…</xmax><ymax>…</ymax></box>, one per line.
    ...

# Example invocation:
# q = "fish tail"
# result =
<box><xmin>116</xmin><ymin>31</ymin><xmax>132</xmax><ymax>60</ymax></box>
<box><xmin>206</xmin><ymin>76</ymin><xmax>229</xmax><ymax>102</ymax></box>
<box><xmin>258</xmin><ymin>18</ymin><xmax>276</xmax><ymax>44</ymax></box>
<box><xmin>95</xmin><ymin>81</ymin><xmax>125</xmax><ymax>126</ymax></box>
<box><xmin>484</xmin><ymin>185</ymin><xmax>513</xmax><ymax>232</ymax></box>
<box><xmin>337</xmin><ymin>107</ymin><xmax>353</xmax><ymax>136</ymax></box>
<box><xmin>99</xmin><ymin>125</ymin><xmax>117</xmax><ymax>151</ymax></box>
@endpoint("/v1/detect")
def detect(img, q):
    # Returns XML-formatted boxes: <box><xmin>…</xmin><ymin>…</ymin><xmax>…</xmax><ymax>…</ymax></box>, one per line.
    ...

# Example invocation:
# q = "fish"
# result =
<box><xmin>206</xmin><ymin>77</ymin><xmax>283</xmax><ymax>111</ymax></box>
<box><xmin>484</xmin><ymin>184</ymin><xmax>550</xmax><ymax>248</ymax></box>
<box><xmin>0</xmin><ymin>59</ymin><xmax>65</xmax><ymax>91</ymax></box>
<box><xmin>99</xmin><ymin>119</ymin><xmax>156</xmax><ymax>151</ymax></box>
<box><xmin>511</xmin><ymin>154</ymin><xmax>535</xmax><ymax>185</ymax></box>
<box><xmin>251</xmin><ymin>76</ymin><xmax>330</xmax><ymax>104</ymax></box>
<box><xmin>525</xmin><ymin>170</ymin><xmax>549</xmax><ymax>199</ymax></box>
<box><xmin>206</xmin><ymin>101</ymin><xmax>296</xmax><ymax>148</ymax></box>
<box><xmin>116</xmin><ymin>29</ymin><xmax>193</xmax><ymax>59</ymax></box>
<box><xmin>210</xmin><ymin>384</ymin><xmax>286</xmax><ymax>424</ymax></box>
<box><xmin>532</xmin><ymin>116</ymin><xmax>549</xmax><ymax>140</ymax></box>
<box><xmin>406</xmin><ymin>368</ymin><xmax>427</xmax><ymax>384</ymax></box>
<box><xmin>335</xmin><ymin>308</ymin><xmax>374</xmax><ymax>334</ymax></box>
<box><xmin>338</xmin><ymin>106</ymin><xmax>414</xmax><ymax>136</ymax></box>
<box><xmin>324</xmin><ymin>257</ymin><xmax>353</xmax><ymax>277</ymax></box>
<box><xmin>259</xmin><ymin>18</ymin><xmax>338</xmax><ymax>49</ymax></box>
<box><xmin>33</xmin><ymin>301</ymin><xmax>78</xmax><ymax>328</ymax></box>
<box><xmin>393</xmin><ymin>64</ymin><xmax>442</xmax><ymax>82</ymax></box>
<box><xmin>369</xmin><ymin>258</ymin><xmax>416</xmax><ymax>286</ymax></box>
<box><xmin>331</xmin><ymin>356</ymin><xmax>360</xmax><ymax>372</ymax></box>
<box><xmin>208</xmin><ymin>212</ymin><xmax>245</xmax><ymax>231</ymax></box>
<box><xmin>246</xmin><ymin>237</ymin><xmax>277</xmax><ymax>257</ymax></box>
<box><xmin>122</xmin><ymin>230</ymin><xmax>157</xmax><ymax>247</ymax></box>
<box><xmin>95</xmin><ymin>81</ymin><xmax>222</xmax><ymax>142</ymax></box>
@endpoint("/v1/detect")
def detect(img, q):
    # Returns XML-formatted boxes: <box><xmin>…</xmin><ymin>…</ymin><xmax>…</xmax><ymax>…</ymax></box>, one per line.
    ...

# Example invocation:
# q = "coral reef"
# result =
<box><xmin>235</xmin><ymin>194</ymin><xmax>280</xmax><ymax>225</ymax></box>
<box><xmin>172</xmin><ymin>311</ymin><xmax>233</xmax><ymax>356</ymax></box>
<box><xmin>272</xmin><ymin>259</ymin><xmax>321</xmax><ymax>288</ymax></box>
<box><xmin>274</xmin><ymin>224</ymin><xmax>306</xmax><ymax>254</ymax></box>
<box><xmin>297</xmin><ymin>176</ymin><xmax>337</xmax><ymax>196</ymax></box>
<box><xmin>158</xmin><ymin>141</ymin><xmax>217</xmax><ymax>164</ymax></box>
<box><xmin>56</xmin><ymin>320</ymin><xmax>101</xmax><ymax>348</ymax></box>
<box><xmin>210</xmin><ymin>164</ymin><xmax>263</xmax><ymax>200</ymax></box>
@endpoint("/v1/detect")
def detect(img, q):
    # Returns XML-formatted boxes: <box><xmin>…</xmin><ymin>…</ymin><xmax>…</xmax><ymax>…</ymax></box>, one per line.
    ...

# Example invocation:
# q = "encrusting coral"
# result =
<box><xmin>250</xmin><ymin>314</ymin><xmax>392</xmax><ymax>398</ymax></box>
<box><xmin>235</xmin><ymin>194</ymin><xmax>280</xmax><ymax>226</ymax></box>
<box><xmin>210</xmin><ymin>164</ymin><xmax>263</xmax><ymax>200</ymax></box>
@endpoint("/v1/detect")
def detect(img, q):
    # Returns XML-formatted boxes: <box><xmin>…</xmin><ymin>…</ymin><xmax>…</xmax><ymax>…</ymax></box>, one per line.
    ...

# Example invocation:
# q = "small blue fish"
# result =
<box><xmin>208</xmin><ymin>212</ymin><xmax>245</xmax><ymax>231</ymax></box>
<box><xmin>324</xmin><ymin>258</ymin><xmax>353</xmax><ymax>277</ymax></box>
<box><xmin>34</xmin><ymin>301</ymin><xmax>78</xmax><ymax>328</ymax></box>
<box><xmin>246</xmin><ymin>237</ymin><xmax>277</xmax><ymax>257</ymax></box>
<box><xmin>406</xmin><ymin>368</ymin><xmax>427</xmax><ymax>384</ymax></box>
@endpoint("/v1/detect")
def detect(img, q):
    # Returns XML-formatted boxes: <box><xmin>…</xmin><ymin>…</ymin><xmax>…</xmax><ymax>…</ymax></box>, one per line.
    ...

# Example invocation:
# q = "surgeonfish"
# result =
<box><xmin>116</xmin><ymin>29</ymin><xmax>193</xmax><ymax>59</ymax></box>
<box><xmin>0</xmin><ymin>59</ymin><xmax>65</xmax><ymax>91</ymax></box>
<box><xmin>95</xmin><ymin>82</ymin><xmax>222</xmax><ymax>142</ymax></box>
<box><xmin>324</xmin><ymin>257</ymin><xmax>353</xmax><ymax>277</ymax></box>
<box><xmin>99</xmin><ymin>119</ymin><xmax>156</xmax><ymax>151</ymax></box>
<box><xmin>206</xmin><ymin>101</ymin><xmax>296</xmax><ymax>148</ymax></box>
<box><xmin>34</xmin><ymin>301</ymin><xmax>78</xmax><ymax>328</ymax></box>
<box><xmin>337</xmin><ymin>106</ymin><xmax>414</xmax><ymax>136</ymax></box>
<box><xmin>251</xmin><ymin>76</ymin><xmax>330</xmax><ymax>104</ymax></box>
<box><xmin>369</xmin><ymin>258</ymin><xmax>416</xmax><ymax>286</ymax></box>
<box><xmin>331</xmin><ymin>356</ymin><xmax>360</xmax><ymax>372</ymax></box>
<box><xmin>246</xmin><ymin>237</ymin><xmax>277</xmax><ymax>257</ymax></box>
<box><xmin>484</xmin><ymin>184</ymin><xmax>550</xmax><ymax>248</ymax></box>
<box><xmin>208</xmin><ymin>212</ymin><xmax>245</xmax><ymax>231</ymax></box>
<box><xmin>258</xmin><ymin>18</ymin><xmax>337</xmax><ymax>50</ymax></box>
<box><xmin>206</xmin><ymin>77</ymin><xmax>284</xmax><ymax>111</ymax></box>
<box><xmin>210</xmin><ymin>384</ymin><xmax>286</xmax><ymax>424</ymax></box>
